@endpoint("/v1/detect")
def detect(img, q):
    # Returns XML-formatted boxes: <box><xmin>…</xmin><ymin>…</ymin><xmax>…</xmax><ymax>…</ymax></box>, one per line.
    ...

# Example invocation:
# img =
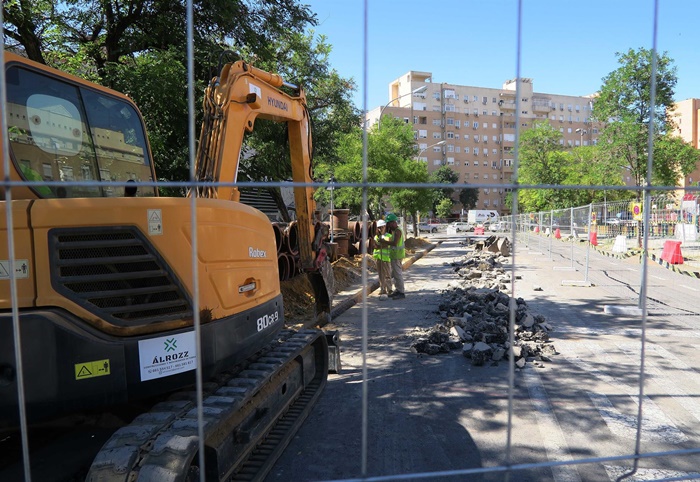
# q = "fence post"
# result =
<box><xmin>585</xmin><ymin>203</ymin><xmax>592</xmax><ymax>284</ymax></box>
<box><xmin>549</xmin><ymin>209</ymin><xmax>554</xmax><ymax>260</ymax></box>
<box><xmin>570</xmin><ymin>206</ymin><xmax>575</xmax><ymax>269</ymax></box>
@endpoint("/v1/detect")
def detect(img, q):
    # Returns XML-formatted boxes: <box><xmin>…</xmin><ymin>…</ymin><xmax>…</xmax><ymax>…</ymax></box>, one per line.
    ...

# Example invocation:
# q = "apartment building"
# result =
<box><xmin>671</xmin><ymin>98</ymin><xmax>700</xmax><ymax>188</ymax></box>
<box><xmin>365</xmin><ymin>71</ymin><xmax>599</xmax><ymax>215</ymax></box>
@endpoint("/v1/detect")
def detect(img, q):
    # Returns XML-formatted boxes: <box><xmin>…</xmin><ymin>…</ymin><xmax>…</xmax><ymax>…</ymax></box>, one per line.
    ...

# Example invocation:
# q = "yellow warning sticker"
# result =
<box><xmin>74</xmin><ymin>359</ymin><xmax>111</xmax><ymax>380</ymax></box>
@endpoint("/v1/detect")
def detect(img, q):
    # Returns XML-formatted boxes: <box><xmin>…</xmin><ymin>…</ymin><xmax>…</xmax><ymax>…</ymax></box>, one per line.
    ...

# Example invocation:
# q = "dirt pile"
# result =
<box><xmin>281</xmin><ymin>254</ymin><xmax>373</xmax><ymax>324</ymax></box>
<box><xmin>281</xmin><ymin>237</ymin><xmax>428</xmax><ymax>325</ymax></box>
<box><xmin>410</xmin><ymin>249</ymin><xmax>557</xmax><ymax>369</ymax></box>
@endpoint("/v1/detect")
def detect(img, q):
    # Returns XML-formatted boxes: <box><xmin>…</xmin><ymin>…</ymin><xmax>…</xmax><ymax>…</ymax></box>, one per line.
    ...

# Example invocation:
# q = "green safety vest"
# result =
<box><xmin>389</xmin><ymin>229</ymin><xmax>405</xmax><ymax>260</ymax></box>
<box><xmin>373</xmin><ymin>233</ymin><xmax>391</xmax><ymax>262</ymax></box>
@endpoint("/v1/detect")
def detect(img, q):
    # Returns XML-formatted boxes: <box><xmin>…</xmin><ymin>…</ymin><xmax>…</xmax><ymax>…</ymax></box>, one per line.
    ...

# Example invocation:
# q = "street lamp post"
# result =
<box><xmin>378</xmin><ymin>85</ymin><xmax>428</xmax><ymax>130</ymax></box>
<box><xmin>417</xmin><ymin>140</ymin><xmax>446</xmax><ymax>159</ymax></box>
<box><xmin>575</xmin><ymin>128</ymin><xmax>587</xmax><ymax>147</ymax></box>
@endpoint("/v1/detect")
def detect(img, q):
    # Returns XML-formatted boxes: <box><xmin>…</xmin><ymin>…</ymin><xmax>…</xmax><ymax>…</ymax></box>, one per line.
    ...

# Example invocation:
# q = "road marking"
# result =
<box><xmin>680</xmin><ymin>284</ymin><xmax>699</xmax><ymax>292</ymax></box>
<box><xmin>649</xmin><ymin>275</ymin><xmax>666</xmax><ymax>280</ymax></box>
<box><xmin>588</xmin><ymin>391</ymin><xmax>685</xmax><ymax>444</ymax></box>
<box><xmin>557</xmin><ymin>342</ymin><xmax>687</xmax><ymax>445</ymax></box>
<box><xmin>604</xmin><ymin>465</ymin><xmax>700</xmax><ymax>480</ymax></box>
<box><xmin>618</xmin><ymin>342</ymin><xmax>700</xmax><ymax>423</ymax></box>
<box><xmin>523</xmin><ymin>368</ymin><xmax>582</xmax><ymax>482</ymax></box>
<box><xmin>557</xmin><ymin>326</ymin><xmax>700</xmax><ymax>338</ymax></box>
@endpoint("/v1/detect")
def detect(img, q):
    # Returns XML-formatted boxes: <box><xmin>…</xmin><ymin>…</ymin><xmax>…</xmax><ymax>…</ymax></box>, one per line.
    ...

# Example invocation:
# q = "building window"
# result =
<box><xmin>445</xmin><ymin>104</ymin><xmax>455</xmax><ymax>112</ymax></box>
<box><xmin>433</xmin><ymin>119</ymin><xmax>441</xmax><ymax>126</ymax></box>
<box><xmin>456</xmin><ymin>146</ymin><xmax>461</xmax><ymax>152</ymax></box>
<box><xmin>473</xmin><ymin>95</ymin><xmax>478</xmax><ymax>102</ymax></box>
<box><xmin>474</xmin><ymin>122</ymin><xmax>479</xmax><ymax>128</ymax></box>
<box><xmin>447</xmin><ymin>157</ymin><xmax>455</xmax><ymax>165</ymax></box>
<box><xmin>418</xmin><ymin>143</ymin><xmax>427</xmax><ymax>150</ymax></box>
<box><xmin>447</xmin><ymin>118</ymin><xmax>454</xmax><ymax>125</ymax></box>
<box><xmin>433</xmin><ymin>160</ymin><xmax>441</xmax><ymax>166</ymax></box>
<box><xmin>474</xmin><ymin>148</ymin><xmax>480</xmax><ymax>155</ymax></box>
<box><xmin>447</xmin><ymin>132</ymin><xmax>455</xmax><ymax>139</ymax></box>
<box><xmin>492</xmin><ymin>149</ymin><xmax>497</xmax><ymax>155</ymax></box>
<box><xmin>567</xmin><ymin>128</ymin><xmax>572</xmax><ymax>133</ymax></box>
<box><xmin>418</xmin><ymin>129</ymin><xmax>427</xmax><ymax>138</ymax></box>
<box><xmin>447</xmin><ymin>145</ymin><xmax>454</xmax><ymax>152</ymax></box>
<box><xmin>465</xmin><ymin>161</ymin><xmax>470</xmax><ymax>167</ymax></box>
<box><xmin>433</xmin><ymin>132</ymin><xmax>441</xmax><ymax>139</ymax></box>
<box><xmin>474</xmin><ymin>160</ymin><xmax>480</xmax><ymax>166</ymax></box>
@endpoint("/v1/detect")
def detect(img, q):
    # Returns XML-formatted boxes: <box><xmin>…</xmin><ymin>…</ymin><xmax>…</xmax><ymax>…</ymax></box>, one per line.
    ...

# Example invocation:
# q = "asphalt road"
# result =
<box><xmin>266</xmin><ymin>235</ymin><xmax>700</xmax><ymax>482</ymax></box>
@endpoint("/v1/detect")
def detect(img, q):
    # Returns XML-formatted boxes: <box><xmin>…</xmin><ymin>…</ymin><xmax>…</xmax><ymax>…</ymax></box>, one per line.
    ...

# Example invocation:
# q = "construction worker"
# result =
<box><xmin>380</xmin><ymin>213</ymin><xmax>405</xmax><ymax>299</ymax></box>
<box><xmin>373</xmin><ymin>219</ymin><xmax>393</xmax><ymax>300</ymax></box>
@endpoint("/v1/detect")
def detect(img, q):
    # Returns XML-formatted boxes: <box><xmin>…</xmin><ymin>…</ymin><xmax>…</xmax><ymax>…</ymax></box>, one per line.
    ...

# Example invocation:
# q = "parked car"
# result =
<box><xmin>418</xmin><ymin>222</ymin><xmax>440</xmax><ymax>233</ymax></box>
<box><xmin>450</xmin><ymin>221</ymin><xmax>474</xmax><ymax>232</ymax></box>
<box><xmin>606</xmin><ymin>212</ymin><xmax>634</xmax><ymax>225</ymax></box>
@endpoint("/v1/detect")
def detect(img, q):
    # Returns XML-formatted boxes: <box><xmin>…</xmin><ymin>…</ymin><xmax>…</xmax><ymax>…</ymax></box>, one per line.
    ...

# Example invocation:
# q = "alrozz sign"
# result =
<box><xmin>138</xmin><ymin>332</ymin><xmax>197</xmax><ymax>381</ymax></box>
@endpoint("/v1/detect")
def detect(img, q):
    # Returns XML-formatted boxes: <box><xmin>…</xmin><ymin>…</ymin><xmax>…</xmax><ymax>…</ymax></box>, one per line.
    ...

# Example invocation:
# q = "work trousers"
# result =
<box><xmin>377</xmin><ymin>259</ymin><xmax>392</xmax><ymax>294</ymax></box>
<box><xmin>390</xmin><ymin>258</ymin><xmax>404</xmax><ymax>294</ymax></box>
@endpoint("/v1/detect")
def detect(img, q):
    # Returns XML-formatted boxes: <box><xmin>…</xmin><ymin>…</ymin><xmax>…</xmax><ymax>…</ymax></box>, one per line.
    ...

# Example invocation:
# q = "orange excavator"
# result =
<box><xmin>0</xmin><ymin>51</ymin><xmax>335</xmax><ymax>480</ymax></box>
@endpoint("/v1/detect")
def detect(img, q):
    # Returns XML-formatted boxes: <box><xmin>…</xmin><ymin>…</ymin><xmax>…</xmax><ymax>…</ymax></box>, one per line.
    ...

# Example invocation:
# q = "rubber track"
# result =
<box><xmin>86</xmin><ymin>329</ymin><xmax>325</xmax><ymax>482</ymax></box>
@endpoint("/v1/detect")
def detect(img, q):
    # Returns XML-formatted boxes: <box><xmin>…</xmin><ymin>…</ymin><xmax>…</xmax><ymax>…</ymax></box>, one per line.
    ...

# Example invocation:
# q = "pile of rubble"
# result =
<box><xmin>410</xmin><ymin>245</ymin><xmax>557</xmax><ymax>368</ymax></box>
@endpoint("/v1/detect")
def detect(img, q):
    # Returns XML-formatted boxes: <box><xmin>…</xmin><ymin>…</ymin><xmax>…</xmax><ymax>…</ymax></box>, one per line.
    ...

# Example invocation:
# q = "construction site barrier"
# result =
<box><xmin>660</xmin><ymin>240</ymin><xmax>684</xmax><ymax>264</ymax></box>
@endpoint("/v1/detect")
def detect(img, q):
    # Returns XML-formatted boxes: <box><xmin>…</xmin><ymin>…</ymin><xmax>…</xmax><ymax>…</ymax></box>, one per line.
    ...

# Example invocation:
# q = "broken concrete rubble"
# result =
<box><xmin>410</xmin><ymin>248</ymin><xmax>557</xmax><ymax>369</ymax></box>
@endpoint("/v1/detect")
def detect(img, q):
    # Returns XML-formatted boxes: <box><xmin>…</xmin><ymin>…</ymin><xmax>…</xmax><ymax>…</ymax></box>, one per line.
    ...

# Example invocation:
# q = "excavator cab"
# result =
<box><xmin>3</xmin><ymin>53</ymin><xmax>157</xmax><ymax>200</ymax></box>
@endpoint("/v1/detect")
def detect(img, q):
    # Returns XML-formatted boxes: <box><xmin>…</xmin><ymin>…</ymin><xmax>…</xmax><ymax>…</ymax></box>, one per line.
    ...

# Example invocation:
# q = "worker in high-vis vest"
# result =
<box><xmin>373</xmin><ymin>219</ymin><xmax>393</xmax><ymax>300</ymax></box>
<box><xmin>379</xmin><ymin>213</ymin><xmax>405</xmax><ymax>299</ymax></box>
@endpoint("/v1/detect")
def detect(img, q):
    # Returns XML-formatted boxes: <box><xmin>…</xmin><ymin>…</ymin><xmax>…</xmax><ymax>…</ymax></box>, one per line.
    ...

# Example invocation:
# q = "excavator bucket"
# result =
<box><xmin>308</xmin><ymin>256</ymin><xmax>334</xmax><ymax>324</ymax></box>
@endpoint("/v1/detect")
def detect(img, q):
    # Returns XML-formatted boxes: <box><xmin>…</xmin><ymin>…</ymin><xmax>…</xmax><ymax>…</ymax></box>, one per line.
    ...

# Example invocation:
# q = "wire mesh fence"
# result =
<box><xmin>4</xmin><ymin>1</ymin><xmax>700</xmax><ymax>482</ymax></box>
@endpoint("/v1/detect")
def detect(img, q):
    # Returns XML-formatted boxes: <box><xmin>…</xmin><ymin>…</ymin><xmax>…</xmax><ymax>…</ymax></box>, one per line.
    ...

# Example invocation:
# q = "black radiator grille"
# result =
<box><xmin>49</xmin><ymin>227</ymin><xmax>193</xmax><ymax>326</ymax></box>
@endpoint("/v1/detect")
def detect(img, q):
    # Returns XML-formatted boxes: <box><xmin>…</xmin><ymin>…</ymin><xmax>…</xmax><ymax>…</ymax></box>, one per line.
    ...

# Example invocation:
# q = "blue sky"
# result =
<box><xmin>302</xmin><ymin>0</ymin><xmax>700</xmax><ymax>111</ymax></box>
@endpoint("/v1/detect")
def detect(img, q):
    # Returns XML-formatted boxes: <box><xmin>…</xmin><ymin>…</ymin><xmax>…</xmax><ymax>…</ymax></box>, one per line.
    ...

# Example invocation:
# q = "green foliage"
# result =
<box><xmin>314</xmin><ymin>117</ymin><xmax>430</xmax><ymax>219</ymax></box>
<box><xmin>458</xmin><ymin>185</ymin><xmax>479</xmax><ymax>211</ymax></box>
<box><xmin>593</xmin><ymin>47</ymin><xmax>695</xmax><ymax>196</ymax></box>
<box><xmin>517</xmin><ymin>121</ymin><xmax>567</xmax><ymax>212</ymax></box>
<box><xmin>4</xmin><ymin>0</ymin><xmax>359</xmax><ymax>202</ymax></box>
<box><xmin>435</xmin><ymin>198</ymin><xmax>453</xmax><ymax>219</ymax></box>
<box><xmin>428</xmin><ymin>165</ymin><xmax>458</xmax><ymax>214</ymax></box>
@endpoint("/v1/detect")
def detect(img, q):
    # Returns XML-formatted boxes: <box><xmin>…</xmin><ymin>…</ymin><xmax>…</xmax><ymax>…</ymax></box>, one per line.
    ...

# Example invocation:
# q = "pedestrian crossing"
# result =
<box><xmin>521</xmin><ymin>339</ymin><xmax>700</xmax><ymax>481</ymax></box>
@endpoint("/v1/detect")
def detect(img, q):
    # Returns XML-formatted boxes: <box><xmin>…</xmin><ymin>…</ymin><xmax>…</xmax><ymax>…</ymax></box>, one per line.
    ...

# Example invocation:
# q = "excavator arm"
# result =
<box><xmin>194</xmin><ymin>60</ymin><xmax>332</xmax><ymax>316</ymax></box>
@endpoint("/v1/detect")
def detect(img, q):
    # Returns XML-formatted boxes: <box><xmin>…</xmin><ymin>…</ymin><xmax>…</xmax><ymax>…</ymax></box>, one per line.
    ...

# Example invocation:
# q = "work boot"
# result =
<box><xmin>390</xmin><ymin>292</ymin><xmax>405</xmax><ymax>299</ymax></box>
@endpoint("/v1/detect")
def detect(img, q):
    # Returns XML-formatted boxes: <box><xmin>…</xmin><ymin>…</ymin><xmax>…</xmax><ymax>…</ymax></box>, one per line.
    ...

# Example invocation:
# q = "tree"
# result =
<box><xmin>3</xmin><ymin>1</ymin><xmax>360</xmax><ymax>202</ymax></box>
<box><xmin>314</xmin><ymin>117</ymin><xmax>430</xmax><ymax>227</ymax></box>
<box><xmin>458</xmin><ymin>186</ymin><xmax>479</xmax><ymax>212</ymax></box>
<box><xmin>516</xmin><ymin>121</ymin><xmax>567</xmax><ymax>212</ymax></box>
<box><xmin>593</xmin><ymin>47</ymin><xmax>695</xmax><ymax>192</ymax></box>
<box><xmin>435</xmin><ymin>198</ymin><xmax>453</xmax><ymax>219</ymax></box>
<box><xmin>428</xmin><ymin>166</ymin><xmax>458</xmax><ymax>216</ymax></box>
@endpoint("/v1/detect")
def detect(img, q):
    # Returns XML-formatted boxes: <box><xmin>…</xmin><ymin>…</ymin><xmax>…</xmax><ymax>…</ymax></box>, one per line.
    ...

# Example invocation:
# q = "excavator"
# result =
<box><xmin>0</xmin><ymin>51</ymin><xmax>335</xmax><ymax>481</ymax></box>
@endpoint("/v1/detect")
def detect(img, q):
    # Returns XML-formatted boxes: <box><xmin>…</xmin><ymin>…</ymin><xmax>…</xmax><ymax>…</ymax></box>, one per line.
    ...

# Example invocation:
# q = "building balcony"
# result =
<box><xmin>499</xmin><ymin>100</ymin><xmax>516</xmax><ymax>110</ymax></box>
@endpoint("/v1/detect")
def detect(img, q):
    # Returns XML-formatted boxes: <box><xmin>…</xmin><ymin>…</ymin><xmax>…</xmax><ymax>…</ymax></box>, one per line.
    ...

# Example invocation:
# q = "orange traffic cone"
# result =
<box><xmin>589</xmin><ymin>231</ymin><xmax>598</xmax><ymax>246</ymax></box>
<box><xmin>554</xmin><ymin>228</ymin><xmax>561</xmax><ymax>239</ymax></box>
